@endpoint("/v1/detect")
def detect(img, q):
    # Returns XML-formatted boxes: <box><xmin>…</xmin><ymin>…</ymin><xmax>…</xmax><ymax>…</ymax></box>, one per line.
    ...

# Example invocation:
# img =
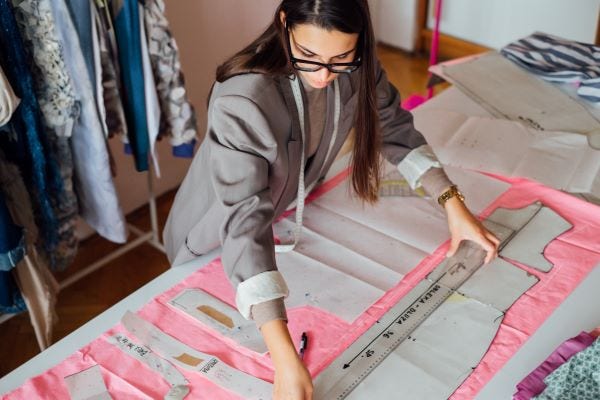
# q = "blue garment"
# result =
<box><xmin>63</xmin><ymin>0</ymin><xmax>96</xmax><ymax>99</ymax></box>
<box><xmin>0</xmin><ymin>0</ymin><xmax>61</xmax><ymax>254</ymax></box>
<box><xmin>112</xmin><ymin>0</ymin><xmax>150</xmax><ymax>171</ymax></box>
<box><xmin>0</xmin><ymin>193</ymin><xmax>24</xmax><ymax>271</ymax></box>
<box><xmin>0</xmin><ymin>192</ymin><xmax>26</xmax><ymax>314</ymax></box>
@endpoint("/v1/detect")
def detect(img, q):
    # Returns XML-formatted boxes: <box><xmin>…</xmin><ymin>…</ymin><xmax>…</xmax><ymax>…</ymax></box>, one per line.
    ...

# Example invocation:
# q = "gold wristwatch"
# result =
<box><xmin>437</xmin><ymin>185</ymin><xmax>465</xmax><ymax>207</ymax></box>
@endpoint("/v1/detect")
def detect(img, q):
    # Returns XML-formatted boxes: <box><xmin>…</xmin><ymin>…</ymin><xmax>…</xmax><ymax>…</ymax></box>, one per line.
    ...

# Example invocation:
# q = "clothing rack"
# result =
<box><xmin>59</xmin><ymin>169</ymin><xmax>165</xmax><ymax>290</ymax></box>
<box><xmin>0</xmin><ymin>169</ymin><xmax>165</xmax><ymax>351</ymax></box>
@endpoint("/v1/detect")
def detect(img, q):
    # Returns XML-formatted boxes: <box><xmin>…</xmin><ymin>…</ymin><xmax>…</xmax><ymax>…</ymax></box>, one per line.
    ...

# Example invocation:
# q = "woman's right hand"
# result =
<box><xmin>260</xmin><ymin>319</ymin><xmax>313</xmax><ymax>400</ymax></box>
<box><xmin>273</xmin><ymin>351</ymin><xmax>313</xmax><ymax>400</ymax></box>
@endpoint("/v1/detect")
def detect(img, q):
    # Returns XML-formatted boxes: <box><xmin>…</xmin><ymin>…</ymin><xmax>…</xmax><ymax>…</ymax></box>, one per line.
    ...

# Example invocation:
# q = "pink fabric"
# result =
<box><xmin>450</xmin><ymin>176</ymin><xmax>600</xmax><ymax>399</ymax></box>
<box><xmin>5</xmin><ymin>174</ymin><xmax>600</xmax><ymax>399</ymax></box>
<box><xmin>513</xmin><ymin>332</ymin><xmax>596</xmax><ymax>400</ymax></box>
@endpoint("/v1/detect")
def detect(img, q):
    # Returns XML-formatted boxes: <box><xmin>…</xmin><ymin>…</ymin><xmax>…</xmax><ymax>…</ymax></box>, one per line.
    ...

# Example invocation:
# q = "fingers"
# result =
<box><xmin>477</xmin><ymin>230</ymin><xmax>499</xmax><ymax>264</ymax></box>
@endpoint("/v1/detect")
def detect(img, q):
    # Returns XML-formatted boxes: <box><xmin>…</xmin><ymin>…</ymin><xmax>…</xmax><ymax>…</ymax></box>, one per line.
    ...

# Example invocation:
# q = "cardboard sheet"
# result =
<box><xmin>64</xmin><ymin>365</ymin><xmax>112</xmax><ymax>400</ymax></box>
<box><xmin>169</xmin><ymin>289</ymin><xmax>268</xmax><ymax>353</ymax></box>
<box><xmin>416</xmin><ymin>109</ymin><xmax>600</xmax><ymax>198</ymax></box>
<box><xmin>437</xmin><ymin>52</ymin><xmax>600</xmax><ymax>141</ymax></box>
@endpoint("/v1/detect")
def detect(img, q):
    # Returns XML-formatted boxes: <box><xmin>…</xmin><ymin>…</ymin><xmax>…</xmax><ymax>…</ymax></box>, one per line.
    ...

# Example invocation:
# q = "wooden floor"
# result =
<box><xmin>0</xmin><ymin>45</ymin><xmax>438</xmax><ymax>378</ymax></box>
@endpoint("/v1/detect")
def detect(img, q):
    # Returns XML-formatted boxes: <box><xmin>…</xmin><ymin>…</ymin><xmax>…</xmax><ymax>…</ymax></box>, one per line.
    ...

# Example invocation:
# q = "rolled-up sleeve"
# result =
<box><xmin>208</xmin><ymin>95</ymin><xmax>288</xmax><ymax>319</ymax></box>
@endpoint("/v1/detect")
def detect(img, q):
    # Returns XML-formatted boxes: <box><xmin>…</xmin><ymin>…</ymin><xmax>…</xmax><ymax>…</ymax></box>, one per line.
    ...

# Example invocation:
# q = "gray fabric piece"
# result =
<box><xmin>457</xmin><ymin>257</ymin><xmax>539</xmax><ymax>311</ymax></box>
<box><xmin>419</xmin><ymin>167</ymin><xmax>453</xmax><ymax>199</ymax></box>
<box><xmin>164</xmin><ymin>59</ymin><xmax>430</xmax><ymax>293</ymax></box>
<box><xmin>251</xmin><ymin>298</ymin><xmax>287</xmax><ymax>329</ymax></box>
<box><xmin>486</xmin><ymin>202</ymin><xmax>573</xmax><ymax>272</ymax></box>
<box><xmin>500</xmin><ymin>207</ymin><xmax>572</xmax><ymax>272</ymax></box>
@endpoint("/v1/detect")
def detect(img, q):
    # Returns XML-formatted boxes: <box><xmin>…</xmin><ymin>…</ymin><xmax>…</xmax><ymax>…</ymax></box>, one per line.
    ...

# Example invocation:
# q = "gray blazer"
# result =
<box><xmin>163</xmin><ymin>60</ymin><xmax>428</xmax><ymax>290</ymax></box>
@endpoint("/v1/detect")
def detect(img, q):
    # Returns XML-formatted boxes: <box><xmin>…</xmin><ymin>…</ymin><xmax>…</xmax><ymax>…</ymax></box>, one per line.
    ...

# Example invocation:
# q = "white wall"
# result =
<box><xmin>373</xmin><ymin>0</ymin><xmax>419</xmax><ymax>51</ymax></box>
<box><xmin>106</xmin><ymin>1</ymin><xmax>280</xmax><ymax>221</ymax></box>
<box><xmin>426</xmin><ymin>0</ymin><xmax>600</xmax><ymax>49</ymax></box>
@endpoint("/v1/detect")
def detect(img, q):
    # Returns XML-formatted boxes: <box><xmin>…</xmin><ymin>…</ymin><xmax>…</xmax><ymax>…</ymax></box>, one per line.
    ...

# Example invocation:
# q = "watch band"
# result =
<box><xmin>437</xmin><ymin>185</ymin><xmax>465</xmax><ymax>207</ymax></box>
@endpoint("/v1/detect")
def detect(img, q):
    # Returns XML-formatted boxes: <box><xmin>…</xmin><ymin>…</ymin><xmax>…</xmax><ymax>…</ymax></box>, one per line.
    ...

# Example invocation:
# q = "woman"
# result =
<box><xmin>164</xmin><ymin>1</ymin><xmax>499</xmax><ymax>398</ymax></box>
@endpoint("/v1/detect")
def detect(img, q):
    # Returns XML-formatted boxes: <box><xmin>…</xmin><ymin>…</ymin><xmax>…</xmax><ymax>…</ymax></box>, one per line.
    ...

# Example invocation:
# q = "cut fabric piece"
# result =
<box><xmin>501</xmin><ymin>32</ymin><xmax>600</xmax><ymax>103</ymax></box>
<box><xmin>168</xmin><ymin>288</ymin><xmax>267</xmax><ymax>353</ymax></box>
<box><xmin>50</xmin><ymin>0</ymin><xmax>127</xmax><ymax>244</ymax></box>
<box><xmin>533</xmin><ymin>338</ymin><xmax>600</xmax><ymax>400</ymax></box>
<box><xmin>514</xmin><ymin>331</ymin><xmax>597</xmax><ymax>400</ymax></box>
<box><xmin>315</xmin><ymin>206</ymin><xmax>540</xmax><ymax>399</ymax></box>
<box><xmin>438</xmin><ymin>52</ymin><xmax>600</xmax><ymax>147</ymax></box>
<box><xmin>112</xmin><ymin>0</ymin><xmax>150</xmax><ymax>171</ymax></box>
<box><xmin>347</xmin><ymin>294</ymin><xmax>504</xmax><ymax>400</ymax></box>
<box><xmin>121</xmin><ymin>311</ymin><xmax>273</xmax><ymax>400</ymax></box>
<box><xmin>64</xmin><ymin>365</ymin><xmax>112</xmax><ymax>400</ymax></box>
<box><xmin>108</xmin><ymin>334</ymin><xmax>189</xmax><ymax>399</ymax></box>
<box><xmin>0</xmin><ymin>64</ymin><xmax>19</xmax><ymax>126</ymax></box>
<box><xmin>142</xmin><ymin>0</ymin><xmax>197</xmax><ymax>151</ymax></box>
<box><xmin>486</xmin><ymin>203</ymin><xmax>573</xmax><ymax>272</ymax></box>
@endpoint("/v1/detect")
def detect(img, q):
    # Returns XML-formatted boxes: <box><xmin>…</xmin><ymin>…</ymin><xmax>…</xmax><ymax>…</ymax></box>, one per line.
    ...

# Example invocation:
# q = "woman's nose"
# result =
<box><xmin>315</xmin><ymin>67</ymin><xmax>331</xmax><ymax>82</ymax></box>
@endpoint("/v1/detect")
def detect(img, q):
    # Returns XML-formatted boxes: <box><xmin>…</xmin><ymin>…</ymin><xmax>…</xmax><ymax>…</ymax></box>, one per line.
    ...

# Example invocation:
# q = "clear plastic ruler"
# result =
<box><xmin>314</xmin><ymin>241</ymin><xmax>487</xmax><ymax>399</ymax></box>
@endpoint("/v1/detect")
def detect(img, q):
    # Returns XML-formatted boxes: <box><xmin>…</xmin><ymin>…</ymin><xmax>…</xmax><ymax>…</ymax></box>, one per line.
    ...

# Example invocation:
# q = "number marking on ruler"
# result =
<box><xmin>318</xmin><ymin>242</ymin><xmax>487</xmax><ymax>399</ymax></box>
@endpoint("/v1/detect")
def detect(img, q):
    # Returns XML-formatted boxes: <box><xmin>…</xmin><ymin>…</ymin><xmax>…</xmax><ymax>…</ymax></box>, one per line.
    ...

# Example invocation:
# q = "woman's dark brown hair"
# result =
<box><xmin>216</xmin><ymin>0</ymin><xmax>381</xmax><ymax>202</ymax></box>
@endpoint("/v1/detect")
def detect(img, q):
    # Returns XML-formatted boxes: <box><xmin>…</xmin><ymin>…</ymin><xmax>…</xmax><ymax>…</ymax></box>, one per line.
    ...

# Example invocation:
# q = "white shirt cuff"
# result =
<box><xmin>397</xmin><ymin>145</ymin><xmax>442</xmax><ymax>189</ymax></box>
<box><xmin>235</xmin><ymin>270</ymin><xmax>289</xmax><ymax>320</ymax></box>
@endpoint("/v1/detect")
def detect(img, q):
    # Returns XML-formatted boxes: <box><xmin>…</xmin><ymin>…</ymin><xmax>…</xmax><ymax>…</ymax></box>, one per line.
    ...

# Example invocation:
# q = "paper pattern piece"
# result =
<box><xmin>108</xmin><ymin>334</ymin><xmax>189</xmax><ymax>400</ymax></box>
<box><xmin>169</xmin><ymin>288</ymin><xmax>268</xmax><ymax>353</ymax></box>
<box><xmin>314</xmin><ymin>203</ymin><xmax>542</xmax><ymax>399</ymax></box>
<box><xmin>439</xmin><ymin>52</ymin><xmax>600</xmax><ymax>142</ymax></box>
<box><xmin>121</xmin><ymin>311</ymin><xmax>272</xmax><ymax>400</ymax></box>
<box><xmin>64</xmin><ymin>365</ymin><xmax>112</xmax><ymax>400</ymax></box>
<box><xmin>416</xmin><ymin>109</ymin><xmax>600</xmax><ymax>199</ymax></box>
<box><xmin>6</xmin><ymin>171</ymin><xmax>600</xmax><ymax>400</ymax></box>
<box><xmin>486</xmin><ymin>203</ymin><xmax>573</xmax><ymax>272</ymax></box>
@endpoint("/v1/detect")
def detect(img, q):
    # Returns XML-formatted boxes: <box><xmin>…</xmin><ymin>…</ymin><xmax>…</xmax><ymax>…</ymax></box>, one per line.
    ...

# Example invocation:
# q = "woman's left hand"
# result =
<box><xmin>444</xmin><ymin>196</ymin><xmax>500</xmax><ymax>264</ymax></box>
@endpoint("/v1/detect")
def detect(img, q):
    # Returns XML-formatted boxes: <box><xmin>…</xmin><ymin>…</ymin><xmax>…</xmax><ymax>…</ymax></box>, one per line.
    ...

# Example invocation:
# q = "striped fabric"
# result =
<box><xmin>501</xmin><ymin>32</ymin><xmax>600</xmax><ymax>103</ymax></box>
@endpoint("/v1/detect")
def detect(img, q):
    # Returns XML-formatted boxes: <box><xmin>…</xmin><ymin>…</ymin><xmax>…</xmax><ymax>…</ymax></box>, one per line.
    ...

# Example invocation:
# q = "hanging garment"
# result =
<box><xmin>0</xmin><ymin>192</ymin><xmax>26</xmax><ymax>314</ymax></box>
<box><xmin>49</xmin><ymin>0</ymin><xmax>127</xmax><ymax>243</ymax></box>
<box><xmin>142</xmin><ymin>0</ymin><xmax>197</xmax><ymax>155</ymax></box>
<box><xmin>0</xmin><ymin>0</ymin><xmax>62</xmax><ymax>258</ymax></box>
<box><xmin>0</xmin><ymin>149</ymin><xmax>58</xmax><ymax>348</ymax></box>
<box><xmin>11</xmin><ymin>0</ymin><xmax>81</xmax><ymax>270</ymax></box>
<box><xmin>0</xmin><ymin>65</ymin><xmax>20</xmax><ymax>126</ymax></box>
<box><xmin>501</xmin><ymin>32</ymin><xmax>600</xmax><ymax>103</ymax></box>
<box><xmin>139</xmin><ymin>2</ymin><xmax>161</xmax><ymax>177</ymax></box>
<box><xmin>111</xmin><ymin>0</ymin><xmax>150</xmax><ymax>172</ymax></box>
<box><xmin>63</xmin><ymin>0</ymin><xmax>96</xmax><ymax>99</ymax></box>
<box><xmin>93</xmin><ymin>0</ymin><xmax>128</xmax><ymax>139</ymax></box>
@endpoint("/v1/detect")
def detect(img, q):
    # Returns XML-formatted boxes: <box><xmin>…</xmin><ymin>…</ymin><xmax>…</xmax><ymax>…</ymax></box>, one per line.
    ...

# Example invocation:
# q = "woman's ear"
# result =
<box><xmin>279</xmin><ymin>10</ymin><xmax>286</xmax><ymax>28</ymax></box>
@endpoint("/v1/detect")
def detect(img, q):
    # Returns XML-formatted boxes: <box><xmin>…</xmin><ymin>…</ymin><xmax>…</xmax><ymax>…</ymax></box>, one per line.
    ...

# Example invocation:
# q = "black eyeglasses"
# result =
<box><xmin>285</xmin><ymin>27</ymin><xmax>362</xmax><ymax>74</ymax></box>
